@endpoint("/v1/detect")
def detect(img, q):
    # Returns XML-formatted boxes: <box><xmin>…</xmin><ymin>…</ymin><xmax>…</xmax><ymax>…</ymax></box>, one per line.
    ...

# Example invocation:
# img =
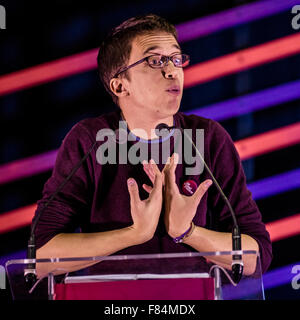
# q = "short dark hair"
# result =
<box><xmin>97</xmin><ymin>14</ymin><xmax>178</xmax><ymax>105</ymax></box>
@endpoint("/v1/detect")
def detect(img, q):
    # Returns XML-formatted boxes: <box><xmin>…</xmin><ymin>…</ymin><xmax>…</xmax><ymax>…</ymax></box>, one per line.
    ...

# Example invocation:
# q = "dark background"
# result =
<box><xmin>0</xmin><ymin>0</ymin><xmax>299</xmax><ymax>300</ymax></box>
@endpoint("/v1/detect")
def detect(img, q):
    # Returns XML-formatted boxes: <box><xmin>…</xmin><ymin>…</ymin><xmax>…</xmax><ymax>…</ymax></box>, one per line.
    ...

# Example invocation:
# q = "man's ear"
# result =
<box><xmin>110</xmin><ymin>78</ymin><xmax>129</xmax><ymax>97</ymax></box>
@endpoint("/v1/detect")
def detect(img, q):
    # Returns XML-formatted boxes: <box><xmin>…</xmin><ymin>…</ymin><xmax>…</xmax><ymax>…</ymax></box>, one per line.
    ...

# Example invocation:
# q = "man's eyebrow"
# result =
<box><xmin>143</xmin><ymin>44</ymin><xmax>181</xmax><ymax>55</ymax></box>
<box><xmin>143</xmin><ymin>46</ymin><xmax>159</xmax><ymax>55</ymax></box>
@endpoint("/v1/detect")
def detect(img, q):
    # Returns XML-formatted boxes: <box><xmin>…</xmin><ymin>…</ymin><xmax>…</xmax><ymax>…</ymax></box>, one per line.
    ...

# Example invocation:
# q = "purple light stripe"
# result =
<box><xmin>263</xmin><ymin>262</ymin><xmax>300</xmax><ymax>290</ymax></box>
<box><xmin>248</xmin><ymin>168</ymin><xmax>300</xmax><ymax>200</ymax></box>
<box><xmin>185</xmin><ymin>79</ymin><xmax>300</xmax><ymax>121</ymax></box>
<box><xmin>0</xmin><ymin>250</ymin><xmax>26</xmax><ymax>267</ymax></box>
<box><xmin>223</xmin><ymin>261</ymin><xmax>300</xmax><ymax>299</ymax></box>
<box><xmin>177</xmin><ymin>0</ymin><xmax>300</xmax><ymax>42</ymax></box>
<box><xmin>0</xmin><ymin>150</ymin><xmax>57</xmax><ymax>186</ymax></box>
<box><xmin>1</xmin><ymin>77</ymin><xmax>300</xmax><ymax>186</ymax></box>
<box><xmin>1</xmin><ymin>250</ymin><xmax>298</xmax><ymax>293</ymax></box>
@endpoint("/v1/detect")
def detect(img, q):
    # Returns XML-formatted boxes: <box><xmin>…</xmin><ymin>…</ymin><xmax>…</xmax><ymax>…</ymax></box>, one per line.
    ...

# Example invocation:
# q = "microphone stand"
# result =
<box><xmin>157</xmin><ymin>124</ymin><xmax>244</xmax><ymax>283</ymax></box>
<box><xmin>24</xmin><ymin>140</ymin><xmax>98</xmax><ymax>290</ymax></box>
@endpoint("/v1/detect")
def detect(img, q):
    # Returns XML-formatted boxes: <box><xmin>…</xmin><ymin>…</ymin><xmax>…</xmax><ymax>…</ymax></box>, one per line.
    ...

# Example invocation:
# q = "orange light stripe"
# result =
<box><xmin>266</xmin><ymin>213</ymin><xmax>300</xmax><ymax>242</ymax></box>
<box><xmin>0</xmin><ymin>204</ymin><xmax>36</xmax><ymax>234</ymax></box>
<box><xmin>1</xmin><ymin>34</ymin><xmax>300</xmax><ymax>96</ymax></box>
<box><xmin>184</xmin><ymin>33</ymin><xmax>300</xmax><ymax>88</ymax></box>
<box><xmin>235</xmin><ymin>122</ymin><xmax>300</xmax><ymax>161</ymax></box>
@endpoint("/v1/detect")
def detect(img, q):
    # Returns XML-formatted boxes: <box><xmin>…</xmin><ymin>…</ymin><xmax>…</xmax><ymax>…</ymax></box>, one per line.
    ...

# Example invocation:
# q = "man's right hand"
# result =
<box><xmin>127</xmin><ymin>161</ymin><xmax>163</xmax><ymax>243</ymax></box>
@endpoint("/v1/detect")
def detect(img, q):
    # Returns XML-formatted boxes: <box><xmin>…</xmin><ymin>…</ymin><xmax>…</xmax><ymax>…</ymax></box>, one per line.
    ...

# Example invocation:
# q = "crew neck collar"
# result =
<box><xmin>119</xmin><ymin>111</ymin><xmax>178</xmax><ymax>144</ymax></box>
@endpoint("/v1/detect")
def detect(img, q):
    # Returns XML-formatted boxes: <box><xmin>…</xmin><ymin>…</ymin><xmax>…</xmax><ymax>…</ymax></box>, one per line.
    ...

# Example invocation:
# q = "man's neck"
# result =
<box><xmin>120</xmin><ymin>110</ymin><xmax>174</xmax><ymax>140</ymax></box>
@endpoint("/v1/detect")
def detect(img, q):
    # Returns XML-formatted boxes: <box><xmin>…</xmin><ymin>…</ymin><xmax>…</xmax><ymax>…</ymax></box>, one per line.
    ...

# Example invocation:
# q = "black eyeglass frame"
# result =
<box><xmin>112</xmin><ymin>53</ymin><xmax>190</xmax><ymax>79</ymax></box>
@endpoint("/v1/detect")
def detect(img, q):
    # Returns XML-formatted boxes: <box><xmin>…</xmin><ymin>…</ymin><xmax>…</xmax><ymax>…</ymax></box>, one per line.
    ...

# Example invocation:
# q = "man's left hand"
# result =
<box><xmin>142</xmin><ymin>153</ymin><xmax>212</xmax><ymax>238</ymax></box>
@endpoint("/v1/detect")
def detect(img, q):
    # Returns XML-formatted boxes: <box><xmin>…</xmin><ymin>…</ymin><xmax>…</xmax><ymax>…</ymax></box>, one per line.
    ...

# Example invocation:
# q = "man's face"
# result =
<box><xmin>119</xmin><ymin>32</ymin><xmax>184</xmax><ymax>119</ymax></box>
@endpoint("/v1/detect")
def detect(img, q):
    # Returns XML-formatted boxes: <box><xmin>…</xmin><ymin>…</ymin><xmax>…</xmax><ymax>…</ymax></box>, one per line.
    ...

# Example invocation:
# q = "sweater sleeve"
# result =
<box><xmin>33</xmin><ymin>122</ymin><xmax>96</xmax><ymax>249</ymax></box>
<box><xmin>207</xmin><ymin>119</ymin><xmax>272</xmax><ymax>274</ymax></box>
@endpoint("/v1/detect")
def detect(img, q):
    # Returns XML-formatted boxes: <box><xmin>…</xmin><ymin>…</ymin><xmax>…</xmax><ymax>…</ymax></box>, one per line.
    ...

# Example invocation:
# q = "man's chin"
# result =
<box><xmin>152</xmin><ymin>99</ymin><xmax>181</xmax><ymax>118</ymax></box>
<box><xmin>165</xmin><ymin>102</ymin><xmax>181</xmax><ymax>115</ymax></box>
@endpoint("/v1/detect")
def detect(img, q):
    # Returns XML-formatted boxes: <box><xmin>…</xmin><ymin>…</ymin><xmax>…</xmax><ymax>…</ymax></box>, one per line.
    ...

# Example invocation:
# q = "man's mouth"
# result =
<box><xmin>166</xmin><ymin>86</ymin><xmax>181</xmax><ymax>95</ymax></box>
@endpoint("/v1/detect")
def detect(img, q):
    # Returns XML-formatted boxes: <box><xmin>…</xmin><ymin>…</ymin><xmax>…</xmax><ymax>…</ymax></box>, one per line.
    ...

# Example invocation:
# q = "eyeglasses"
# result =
<box><xmin>112</xmin><ymin>53</ymin><xmax>190</xmax><ymax>79</ymax></box>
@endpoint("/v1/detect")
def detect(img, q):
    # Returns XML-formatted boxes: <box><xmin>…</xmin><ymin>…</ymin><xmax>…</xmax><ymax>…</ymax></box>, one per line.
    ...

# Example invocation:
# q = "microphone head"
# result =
<box><xmin>24</xmin><ymin>272</ymin><xmax>37</xmax><ymax>291</ymax></box>
<box><xmin>155</xmin><ymin>123</ymin><xmax>174</xmax><ymax>137</ymax></box>
<box><xmin>232</xmin><ymin>263</ymin><xmax>243</xmax><ymax>284</ymax></box>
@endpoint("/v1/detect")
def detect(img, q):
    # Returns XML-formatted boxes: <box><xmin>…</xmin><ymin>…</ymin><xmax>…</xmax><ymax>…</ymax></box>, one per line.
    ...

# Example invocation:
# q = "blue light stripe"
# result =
<box><xmin>185</xmin><ymin>79</ymin><xmax>300</xmax><ymax>121</ymax></box>
<box><xmin>0</xmin><ymin>250</ymin><xmax>26</xmax><ymax>268</ymax></box>
<box><xmin>263</xmin><ymin>262</ymin><xmax>300</xmax><ymax>290</ymax></box>
<box><xmin>177</xmin><ymin>0</ymin><xmax>300</xmax><ymax>42</ymax></box>
<box><xmin>248</xmin><ymin>168</ymin><xmax>300</xmax><ymax>200</ymax></box>
<box><xmin>1</xmin><ymin>167</ymin><xmax>300</xmax><ymax>291</ymax></box>
<box><xmin>1</xmin><ymin>250</ymin><xmax>299</xmax><ymax>293</ymax></box>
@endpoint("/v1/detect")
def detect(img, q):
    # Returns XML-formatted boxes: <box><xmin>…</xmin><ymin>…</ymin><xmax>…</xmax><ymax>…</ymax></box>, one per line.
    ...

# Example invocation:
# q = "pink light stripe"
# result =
<box><xmin>1</xmin><ymin>33</ymin><xmax>300</xmax><ymax>97</ymax></box>
<box><xmin>1</xmin><ymin>202</ymin><xmax>299</xmax><ymax>242</ymax></box>
<box><xmin>0</xmin><ymin>0</ymin><xmax>296</xmax><ymax>96</ymax></box>
<box><xmin>0</xmin><ymin>150</ymin><xmax>57</xmax><ymax>185</ymax></box>
<box><xmin>235</xmin><ymin>122</ymin><xmax>300</xmax><ymax>161</ymax></box>
<box><xmin>0</xmin><ymin>49</ymin><xmax>98</xmax><ymax>96</ymax></box>
<box><xmin>184</xmin><ymin>33</ymin><xmax>300</xmax><ymax>88</ymax></box>
<box><xmin>0</xmin><ymin>122</ymin><xmax>299</xmax><ymax>185</ymax></box>
<box><xmin>0</xmin><ymin>204</ymin><xmax>36</xmax><ymax>234</ymax></box>
<box><xmin>266</xmin><ymin>213</ymin><xmax>300</xmax><ymax>242</ymax></box>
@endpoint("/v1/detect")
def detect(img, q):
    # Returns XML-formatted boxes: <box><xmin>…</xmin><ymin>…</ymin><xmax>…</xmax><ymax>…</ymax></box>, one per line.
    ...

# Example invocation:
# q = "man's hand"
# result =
<box><xmin>127</xmin><ymin>161</ymin><xmax>163</xmax><ymax>243</ymax></box>
<box><xmin>163</xmin><ymin>153</ymin><xmax>212</xmax><ymax>237</ymax></box>
<box><xmin>142</xmin><ymin>154</ymin><xmax>212</xmax><ymax>238</ymax></box>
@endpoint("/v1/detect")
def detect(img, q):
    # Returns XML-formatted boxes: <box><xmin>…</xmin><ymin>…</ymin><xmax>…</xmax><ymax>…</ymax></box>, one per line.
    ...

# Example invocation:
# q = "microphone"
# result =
<box><xmin>24</xmin><ymin>139</ymin><xmax>98</xmax><ymax>289</ymax></box>
<box><xmin>155</xmin><ymin>123</ymin><xmax>176</xmax><ymax>137</ymax></box>
<box><xmin>155</xmin><ymin>123</ymin><xmax>244</xmax><ymax>283</ymax></box>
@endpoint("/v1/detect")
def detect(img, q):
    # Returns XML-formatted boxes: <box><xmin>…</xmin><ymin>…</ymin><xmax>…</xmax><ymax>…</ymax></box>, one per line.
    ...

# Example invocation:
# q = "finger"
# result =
<box><xmin>170</xmin><ymin>152</ymin><xmax>179</xmax><ymax>173</ymax></box>
<box><xmin>166</xmin><ymin>153</ymin><xmax>179</xmax><ymax>175</ymax></box>
<box><xmin>148</xmin><ymin>170</ymin><xmax>163</xmax><ymax>200</ymax></box>
<box><xmin>149</xmin><ymin>159</ymin><xmax>161</xmax><ymax>176</ymax></box>
<box><xmin>161</xmin><ymin>157</ymin><xmax>172</xmax><ymax>186</ymax></box>
<box><xmin>127</xmin><ymin>178</ymin><xmax>141</xmax><ymax>206</ymax></box>
<box><xmin>142</xmin><ymin>184</ymin><xmax>153</xmax><ymax>193</ymax></box>
<box><xmin>142</xmin><ymin>160</ymin><xmax>155</xmax><ymax>184</ymax></box>
<box><xmin>148</xmin><ymin>159</ymin><xmax>163</xmax><ymax>185</ymax></box>
<box><xmin>164</xmin><ymin>153</ymin><xmax>179</xmax><ymax>193</ymax></box>
<box><xmin>193</xmin><ymin>179</ymin><xmax>213</xmax><ymax>203</ymax></box>
<box><xmin>162</xmin><ymin>156</ymin><xmax>171</xmax><ymax>171</ymax></box>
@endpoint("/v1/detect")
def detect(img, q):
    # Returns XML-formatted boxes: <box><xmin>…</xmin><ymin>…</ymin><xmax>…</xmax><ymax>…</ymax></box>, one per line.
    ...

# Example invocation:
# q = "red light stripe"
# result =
<box><xmin>0</xmin><ymin>122</ymin><xmax>299</xmax><ymax>186</ymax></box>
<box><xmin>1</xmin><ymin>33</ymin><xmax>300</xmax><ymax>96</ymax></box>
<box><xmin>0</xmin><ymin>203</ymin><xmax>299</xmax><ymax>243</ymax></box>
<box><xmin>266</xmin><ymin>213</ymin><xmax>300</xmax><ymax>242</ymax></box>
<box><xmin>184</xmin><ymin>33</ymin><xmax>300</xmax><ymax>88</ymax></box>
<box><xmin>0</xmin><ymin>204</ymin><xmax>36</xmax><ymax>234</ymax></box>
<box><xmin>235</xmin><ymin>122</ymin><xmax>300</xmax><ymax>161</ymax></box>
<box><xmin>0</xmin><ymin>49</ymin><xmax>98</xmax><ymax>96</ymax></box>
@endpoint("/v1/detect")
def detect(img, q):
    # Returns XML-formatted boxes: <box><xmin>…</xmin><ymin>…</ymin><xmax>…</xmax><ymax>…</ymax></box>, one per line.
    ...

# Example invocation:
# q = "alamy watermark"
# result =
<box><xmin>0</xmin><ymin>5</ymin><xmax>6</xmax><ymax>29</ymax></box>
<box><xmin>291</xmin><ymin>265</ymin><xmax>300</xmax><ymax>290</ymax></box>
<box><xmin>0</xmin><ymin>265</ymin><xmax>5</xmax><ymax>290</ymax></box>
<box><xmin>95</xmin><ymin>121</ymin><xmax>204</xmax><ymax>175</ymax></box>
<box><xmin>292</xmin><ymin>5</ymin><xmax>300</xmax><ymax>30</ymax></box>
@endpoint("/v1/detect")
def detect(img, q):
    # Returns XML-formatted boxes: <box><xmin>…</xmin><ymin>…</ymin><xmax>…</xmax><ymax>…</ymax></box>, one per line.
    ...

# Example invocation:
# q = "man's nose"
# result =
<box><xmin>162</xmin><ymin>60</ymin><xmax>179</xmax><ymax>79</ymax></box>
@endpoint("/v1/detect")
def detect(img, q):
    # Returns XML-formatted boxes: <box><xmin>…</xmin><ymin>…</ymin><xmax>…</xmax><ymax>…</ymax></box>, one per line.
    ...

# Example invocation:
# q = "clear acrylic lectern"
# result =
<box><xmin>5</xmin><ymin>251</ymin><xmax>264</xmax><ymax>300</ymax></box>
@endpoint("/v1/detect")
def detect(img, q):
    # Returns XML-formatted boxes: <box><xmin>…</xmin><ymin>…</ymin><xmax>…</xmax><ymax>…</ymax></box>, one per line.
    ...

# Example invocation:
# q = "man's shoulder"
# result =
<box><xmin>176</xmin><ymin>111</ymin><xmax>226</xmax><ymax>137</ymax></box>
<box><xmin>71</xmin><ymin>111</ymin><xmax>121</xmax><ymax>137</ymax></box>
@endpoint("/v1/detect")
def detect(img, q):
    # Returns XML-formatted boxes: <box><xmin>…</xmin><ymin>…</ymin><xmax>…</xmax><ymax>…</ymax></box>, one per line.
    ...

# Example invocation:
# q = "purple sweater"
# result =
<box><xmin>33</xmin><ymin>110</ymin><xmax>272</xmax><ymax>273</ymax></box>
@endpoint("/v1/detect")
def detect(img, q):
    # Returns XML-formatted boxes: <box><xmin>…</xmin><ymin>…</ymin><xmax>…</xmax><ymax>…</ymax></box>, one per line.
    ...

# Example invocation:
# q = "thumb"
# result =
<box><xmin>127</xmin><ymin>178</ymin><xmax>141</xmax><ymax>206</ymax></box>
<box><xmin>193</xmin><ymin>179</ymin><xmax>213</xmax><ymax>203</ymax></box>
